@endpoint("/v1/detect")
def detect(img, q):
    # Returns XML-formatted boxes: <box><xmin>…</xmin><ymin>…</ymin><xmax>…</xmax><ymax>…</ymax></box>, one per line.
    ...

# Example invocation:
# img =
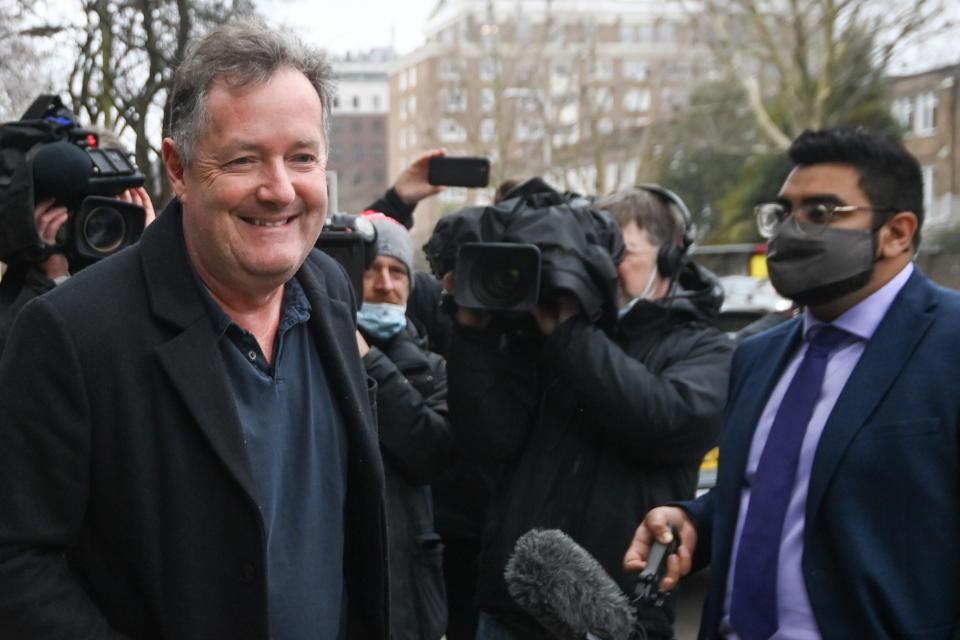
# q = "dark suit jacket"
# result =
<box><xmin>684</xmin><ymin>269</ymin><xmax>960</xmax><ymax>640</ymax></box>
<box><xmin>0</xmin><ymin>201</ymin><xmax>388</xmax><ymax>639</ymax></box>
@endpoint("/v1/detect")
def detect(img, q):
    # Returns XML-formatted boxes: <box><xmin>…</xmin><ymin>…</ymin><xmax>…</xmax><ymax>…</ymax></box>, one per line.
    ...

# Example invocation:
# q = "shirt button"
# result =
<box><xmin>248</xmin><ymin>350</ymin><xmax>257</xmax><ymax>360</ymax></box>
<box><xmin>239</xmin><ymin>562</ymin><xmax>256</xmax><ymax>583</ymax></box>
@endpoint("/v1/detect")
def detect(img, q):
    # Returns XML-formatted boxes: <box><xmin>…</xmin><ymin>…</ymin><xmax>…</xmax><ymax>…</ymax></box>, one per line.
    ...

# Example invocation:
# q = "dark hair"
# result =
<box><xmin>168</xmin><ymin>20</ymin><xmax>333</xmax><ymax>166</ymax></box>
<box><xmin>593</xmin><ymin>187</ymin><xmax>683</xmax><ymax>248</ymax></box>
<box><xmin>788</xmin><ymin>127</ymin><xmax>924</xmax><ymax>246</ymax></box>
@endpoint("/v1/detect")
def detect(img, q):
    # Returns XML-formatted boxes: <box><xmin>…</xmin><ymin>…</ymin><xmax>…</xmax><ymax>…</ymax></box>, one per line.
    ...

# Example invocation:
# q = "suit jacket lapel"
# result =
<box><xmin>806</xmin><ymin>271</ymin><xmax>937</xmax><ymax>521</ymax></box>
<box><xmin>140</xmin><ymin>202</ymin><xmax>258</xmax><ymax>501</ymax></box>
<box><xmin>297</xmin><ymin>258</ymin><xmax>378</xmax><ymax>449</ymax></box>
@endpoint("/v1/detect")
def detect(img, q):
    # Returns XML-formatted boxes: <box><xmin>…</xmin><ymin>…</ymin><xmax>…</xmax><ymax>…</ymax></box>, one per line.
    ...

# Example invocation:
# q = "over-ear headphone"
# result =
<box><xmin>636</xmin><ymin>184</ymin><xmax>695</xmax><ymax>280</ymax></box>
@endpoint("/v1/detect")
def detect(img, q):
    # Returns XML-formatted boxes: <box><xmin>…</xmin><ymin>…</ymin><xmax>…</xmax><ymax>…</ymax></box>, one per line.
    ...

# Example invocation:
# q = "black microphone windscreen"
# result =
<box><xmin>505</xmin><ymin>529</ymin><xmax>636</xmax><ymax>640</ymax></box>
<box><xmin>32</xmin><ymin>140</ymin><xmax>92</xmax><ymax>207</ymax></box>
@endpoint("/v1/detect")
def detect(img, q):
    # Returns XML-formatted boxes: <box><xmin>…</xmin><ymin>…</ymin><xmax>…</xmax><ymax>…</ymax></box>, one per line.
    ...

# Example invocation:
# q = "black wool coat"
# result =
<box><xmin>0</xmin><ymin>201</ymin><xmax>388</xmax><ymax>639</ymax></box>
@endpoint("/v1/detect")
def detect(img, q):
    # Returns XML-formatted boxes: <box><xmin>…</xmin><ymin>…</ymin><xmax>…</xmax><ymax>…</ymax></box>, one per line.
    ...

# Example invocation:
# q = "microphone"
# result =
<box><xmin>504</xmin><ymin>528</ymin><xmax>637</xmax><ymax>640</ymax></box>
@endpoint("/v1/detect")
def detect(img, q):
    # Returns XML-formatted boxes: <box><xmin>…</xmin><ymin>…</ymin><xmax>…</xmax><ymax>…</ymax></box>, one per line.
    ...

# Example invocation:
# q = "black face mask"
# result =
<box><xmin>767</xmin><ymin>221</ymin><xmax>880</xmax><ymax>306</ymax></box>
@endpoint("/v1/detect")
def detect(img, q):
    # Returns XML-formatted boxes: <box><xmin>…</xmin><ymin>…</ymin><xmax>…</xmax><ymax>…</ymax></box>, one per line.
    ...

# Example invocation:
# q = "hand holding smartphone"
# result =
<box><xmin>427</xmin><ymin>156</ymin><xmax>491</xmax><ymax>187</ymax></box>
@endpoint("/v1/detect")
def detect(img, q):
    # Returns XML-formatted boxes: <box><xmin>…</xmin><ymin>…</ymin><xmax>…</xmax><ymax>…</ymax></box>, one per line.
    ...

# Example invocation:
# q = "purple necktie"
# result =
<box><xmin>729</xmin><ymin>324</ymin><xmax>850</xmax><ymax>640</ymax></box>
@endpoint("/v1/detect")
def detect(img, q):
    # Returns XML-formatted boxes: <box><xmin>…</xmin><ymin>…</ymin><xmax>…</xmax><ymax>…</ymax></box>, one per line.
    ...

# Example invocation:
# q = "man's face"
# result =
<box><xmin>777</xmin><ymin>163</ymin><xmax>876</xmax><ymax>233</ymax></box>
<box><xmin>165</xmin><ymin>67</ymin><xmax>328</xmax><ymax>297</ymax></box>
<box><xmin>616</xmin><ymin>220</ymin><xmax>661</xmax><ymax>306</ymax></box>
<box><xmin>363</xmin><ymin>255</ymin><xmax>410</xmax><ymax>307</ymax></box>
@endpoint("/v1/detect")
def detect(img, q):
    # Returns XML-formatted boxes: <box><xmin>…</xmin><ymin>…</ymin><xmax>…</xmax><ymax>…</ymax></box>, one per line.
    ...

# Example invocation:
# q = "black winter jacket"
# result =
<box><xmin>447</xmin><ymin>262</ymin><xmax>733</xmax><ymax>635</ymax></box>
<box><xmin>363</xmin><ymin>320</ymin><xmax>453</xmax><ymax>640</ymax></box>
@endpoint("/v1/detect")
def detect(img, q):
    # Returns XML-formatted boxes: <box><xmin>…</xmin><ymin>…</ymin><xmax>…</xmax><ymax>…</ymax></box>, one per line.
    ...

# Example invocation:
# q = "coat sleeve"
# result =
<box><xmin>445</xmin><ymin>325</ymin><xmax>541</xmax><ymax>467</ymax></box>
<box><xmin>367</xmin><ymin>187</ymin><xmax>415</xmax><ymax>230</ymax></box>
<box><xmin>542</xmin><ymin>317</ymin><xmax>733</xmax><ymax>465</ymax></box>
<box><xmin>363</xmin><ymin>339</ymin><xmax>454</xmax><ymax>485</ymax></box>
<box><xmin>0</xmin><ymin>297</ymin><xmax>128</xmax><ymax>639</ymax></box>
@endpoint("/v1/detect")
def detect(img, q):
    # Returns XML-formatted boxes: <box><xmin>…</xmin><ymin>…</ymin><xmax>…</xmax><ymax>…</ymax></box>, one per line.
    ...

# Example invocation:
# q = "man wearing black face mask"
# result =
<box><xmin>626</xmin><ymin>127</ymin><xmax>960</xmax><ymax>640</ymax></box>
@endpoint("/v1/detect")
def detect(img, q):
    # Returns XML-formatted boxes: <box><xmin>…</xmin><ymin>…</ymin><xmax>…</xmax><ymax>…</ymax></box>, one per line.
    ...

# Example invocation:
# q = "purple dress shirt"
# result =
<box><xmin>721</xmin><ymin>263</ymin><xmax>914</xmax><ymax>639</ymax></box>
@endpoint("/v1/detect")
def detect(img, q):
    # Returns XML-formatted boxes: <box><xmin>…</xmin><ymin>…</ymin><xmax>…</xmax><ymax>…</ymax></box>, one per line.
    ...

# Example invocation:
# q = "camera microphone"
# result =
<box><xmin>31</xmin><ymin>140</ymin><xmax>92</xmax><ymax>207</ymax></box>
<box><xmin>504</xmin><ymin>528</ymin><xmax>637</xmax><ymax>640</ymax></box>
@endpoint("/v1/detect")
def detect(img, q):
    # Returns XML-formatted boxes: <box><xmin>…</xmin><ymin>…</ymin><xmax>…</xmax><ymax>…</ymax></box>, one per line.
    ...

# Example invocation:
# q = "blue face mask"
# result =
<box><xmin>357</xmin><ymin>302</ymin><xmax>408</xmax><ymax>339</ymax></box>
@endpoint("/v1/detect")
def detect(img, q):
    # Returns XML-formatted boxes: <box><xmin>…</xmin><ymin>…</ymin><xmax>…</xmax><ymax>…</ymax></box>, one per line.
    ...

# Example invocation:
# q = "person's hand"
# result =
<box><xmin>356</xmin><ymin>330</ymin><xmax>370</xmax><ymax>357</ymax></box>
<box><xmin>118</xmin><ymin>186</ymin><xmax>156</xmax><ymax>227</ymax></box>
<box><xmin>531</xmin><ymin>295</ymin><xmax>580</xmax><ymax>336</ymax></box>
<box><xmin>393</xmin><ymin>148</ymin><xmax>446</xmax><ymax>205</ymax></box>
<box><xmin>34</xmin><ymin>198</ymin><xmax>70</xmax><ymax>280</ymax></box>
<box><xmin>441</xmin><ymin>271</ymin><xmax>492</xmax><ymax>329</ymax></box>
<box><xmin>623</xmin><ymin>506</ymin><xmax>698</xmax><ymax>591</ymax></box>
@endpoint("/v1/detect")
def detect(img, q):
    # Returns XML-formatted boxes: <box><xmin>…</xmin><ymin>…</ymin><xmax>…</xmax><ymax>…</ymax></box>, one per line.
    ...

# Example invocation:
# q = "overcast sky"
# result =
<box><xmin>258</xmin><ymin>0</ymin><xmax>439</xmax><ymax>56</ymax></box>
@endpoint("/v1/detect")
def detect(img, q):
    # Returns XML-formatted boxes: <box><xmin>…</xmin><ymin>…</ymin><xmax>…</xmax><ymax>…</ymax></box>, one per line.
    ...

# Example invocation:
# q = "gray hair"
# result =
<box><xmin>168</xmin><ymin>20</ymin><xmax>334</xmax><ymax>165</ymax></box>
<box><xmin>594</xmin><ymin>187</ymin><xmax>683</xmax><ymax>247</ymax></box>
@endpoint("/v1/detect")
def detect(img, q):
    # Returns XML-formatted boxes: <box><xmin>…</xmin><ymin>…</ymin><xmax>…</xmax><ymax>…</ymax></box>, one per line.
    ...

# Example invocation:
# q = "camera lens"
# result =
<box><xmin>480</xmin><ymin>266</ymin><xmax>525</xmax><ymax>305</ymax></box>
<box><xmin>82</xmin><ymin>206</ymin><xmax>126</xmax><ymax>255</ymax></box>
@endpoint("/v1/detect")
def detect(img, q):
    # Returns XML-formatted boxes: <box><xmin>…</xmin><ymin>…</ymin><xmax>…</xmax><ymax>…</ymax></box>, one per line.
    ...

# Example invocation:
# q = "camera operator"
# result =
<box><xmin>354</xmin><ymin>212</ymin><xmax>453</xmax><ymax>640</ymax></box>
<box><xmin>0</xmin><ymin>185</ymin><xmax>155</xmax><ymax>353</ymax></box>
<box><xmin>443</xmin><ymin>185</ymin><xmax>733</xmax><ymax>640</ymax></box>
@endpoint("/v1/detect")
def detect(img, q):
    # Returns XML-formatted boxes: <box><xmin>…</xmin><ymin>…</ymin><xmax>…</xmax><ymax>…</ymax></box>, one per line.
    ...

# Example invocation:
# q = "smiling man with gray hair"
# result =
<box><xmin>0</xmin><ymin>21</ymin><xmax>387</xmax><ymax>639</ymax></box>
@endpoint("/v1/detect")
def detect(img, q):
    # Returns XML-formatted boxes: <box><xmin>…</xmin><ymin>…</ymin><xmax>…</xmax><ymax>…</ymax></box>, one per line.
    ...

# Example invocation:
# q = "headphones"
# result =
<box><xmin>636</xmin><ymin>184</ymin><xmax>695</xmax><ymax>281</ymax></box>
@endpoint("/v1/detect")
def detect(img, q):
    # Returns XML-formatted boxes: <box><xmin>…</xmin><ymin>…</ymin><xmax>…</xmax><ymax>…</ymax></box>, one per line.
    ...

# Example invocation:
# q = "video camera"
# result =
<box><xmin>424</xmin><ymin>177</ymin><xmax>625</xmax><ymax>331</ymax></box>
<box><xmin>0</xmin><ymin>95</ymin><xmax>146</xmax><ymax>268</ymax></box>
<box><xmin>314</xmin><ymin>212</ymin><xmax>378</xmax><ymax>311</ymax></box>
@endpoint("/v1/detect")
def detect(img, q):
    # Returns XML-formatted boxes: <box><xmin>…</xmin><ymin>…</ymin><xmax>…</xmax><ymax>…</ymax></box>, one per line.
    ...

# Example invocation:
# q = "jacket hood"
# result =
<box><xmin>620</xmin><ymin>261</ymin><xmax>724</xmax><ymax>328</ymax></box>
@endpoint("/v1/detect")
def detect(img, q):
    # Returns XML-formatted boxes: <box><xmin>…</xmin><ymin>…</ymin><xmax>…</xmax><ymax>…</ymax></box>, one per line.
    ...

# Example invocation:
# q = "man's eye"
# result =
<box><xmin>806</xmin><ymin>204</ymin><xmax>832</xmax><ymax>224</ymax></box>
<box><xmin>228</xmin><ymin>157</ymin><xmax>253</xmax><ymax>166</ymax></box>
<box><xmin>292</xmin><ymin>154</ymin><xmax>317</xmax><ymax>164</ymax></box>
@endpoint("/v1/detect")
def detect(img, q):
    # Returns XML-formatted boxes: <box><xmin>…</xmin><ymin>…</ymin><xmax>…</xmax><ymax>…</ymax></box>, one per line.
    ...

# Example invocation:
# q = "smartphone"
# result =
<box><xmin>428</xmin><ymin>156</ymin><xmax>491</xmax><ymax>187</ymax></box>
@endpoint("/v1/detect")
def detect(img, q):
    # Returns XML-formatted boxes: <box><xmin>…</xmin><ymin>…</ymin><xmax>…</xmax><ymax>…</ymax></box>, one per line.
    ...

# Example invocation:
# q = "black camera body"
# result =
<box><xmin>0</xmin><ymin>95</ymin><xmax>145</xmax><ymax>267</ymax></box>
<box><xmin>314</xmin><ymin>212</ymin><xmax>378</xmax><ymax>311</ymax></box>
<box><xmin>425</xmin><ymin>177</ymin><xmax>624</xmax><ymax>330</ymax></box>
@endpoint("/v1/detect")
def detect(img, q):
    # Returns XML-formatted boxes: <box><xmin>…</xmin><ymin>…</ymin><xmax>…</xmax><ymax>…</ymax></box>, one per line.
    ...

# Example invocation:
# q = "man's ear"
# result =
<box><xmin>880</xmin><ymin>211</ymin><xmax>919</xmax><ymax>257</ymax></box>
<box><xmin>162</xmin><ymin>138</ymin><xmax>188</xmax><ymax>202</ymax></box>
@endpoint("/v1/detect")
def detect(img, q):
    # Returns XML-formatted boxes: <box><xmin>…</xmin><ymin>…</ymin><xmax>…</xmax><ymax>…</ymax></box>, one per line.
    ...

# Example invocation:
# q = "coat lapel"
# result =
<box><xmin>140</xmin><ymin>202</ymin><xmax>258</xmax><ymax>501</ymax></box>
<box><xmin>805</xmin><ymin>271</ymin><xmax>937</xmax><ymax>521</ymax></box>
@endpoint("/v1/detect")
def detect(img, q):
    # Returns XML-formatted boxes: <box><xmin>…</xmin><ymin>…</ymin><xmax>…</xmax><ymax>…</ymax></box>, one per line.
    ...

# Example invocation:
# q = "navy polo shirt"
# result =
<box><xmin>202</xmin><ymin>277</ymin><xmax>349</xmax><ymax>640</ymax></box>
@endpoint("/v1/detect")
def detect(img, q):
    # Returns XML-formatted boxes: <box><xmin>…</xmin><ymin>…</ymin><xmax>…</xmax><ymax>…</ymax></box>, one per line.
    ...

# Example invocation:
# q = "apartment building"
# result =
<box><xmin>388</xmin><ymin>0</ymin><xmax>706</xmax><ymax>254</ymax></box>
<box><xmin>890</xmin><ymin>63</ymin><xmax>960</xmax><ymax>237</ymax></box>
<box><xmin>329</xmin><ymin>49</ymin><xmax>393</xmax><ymax>214</ymax></box>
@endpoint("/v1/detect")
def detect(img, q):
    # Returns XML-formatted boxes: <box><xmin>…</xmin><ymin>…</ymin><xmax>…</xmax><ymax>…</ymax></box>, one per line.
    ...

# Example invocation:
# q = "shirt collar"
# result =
<box><xmin>194</xmin><ymin>272</ymin><xmax>312</xmax><ymax>340</ymax></box>
<box><xmin>803</xmin><ymin>261</ymin><xmax>914</xmax><ymax>342</ymax></box>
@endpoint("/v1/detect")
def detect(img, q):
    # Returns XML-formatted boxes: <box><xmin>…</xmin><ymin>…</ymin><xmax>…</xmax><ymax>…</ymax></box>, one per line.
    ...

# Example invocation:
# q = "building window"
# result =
<box><xmin>372</xmin><ymin>95</ymin><xmax>381</xmax><ymax>110</ymax></box>
<box><xmin>352</xmin><ymin>144</ymin><xmax>363</xmax><ymax>161</ymax></box>
<box><xmin>481</xmin><ymin>88</ymin><xmax>496</xmax><ymax>112</ymax></box>
<box><xmin>515</xmin><ymin>18</ymin><xmax>531</xmax><ymax>42</ymax></box>
<box><xmin>372</xmin><ymin>143</ymin><xmax>385</xmax><ymax>159</ymax></box>
<box><xmin>439</xmin><ymin>119</ymin><xmax>467</xmax><ymax>143</ymax></box>
<box><xmin>480</xmin><ymin>58</ymin><xmax>500</xmax><ymax>81</ymax></box>
<box><xmin>398</xmin><ymin>72</ymin><xmax>407</xmax><ymax>92</ymax></box>
<box><xmin>623</xmin><ymin>88</ymin><xmax>651</xmax><ymax>112</ymax></box>
<box><xmin>333</xmin><ymin>95</ymin><xmax>340</xmax><ymax>108</ymax></box>
<box><xmin>408</xmin><ymin>67</ymin><xmax>417</xmax><ymax>88</ymax></box>
<box><xmin>408</xmin><ymin>95</ymin><xmax>417</xmax><ymax>115</ymax></box>
<box><xmin>351</xmin><ymin>120</ymin><xmax>362</xmax><ymax>134</ymax></box>
<box><xmin>892</xmin><ymin>96</ymin><xmax>913</xmax><ymax>130</ymax></box>
<box><xmin>923</xmin><ymin>165</ymin><xmax>936</xmax><ymax>221</ymax></box>
<box><xmin>440</xmin><ymin>187</ymin><xmax>467</xmax><ymax>203</ymax></box>
<box><xmin>620</xmin><ymin>24</ymin><xmax>636</xmax><ymax>43</ymax></box>
<box><xmin>623</xmin><ymin>60</ymin><xmax>648</xmax><ymax>81</ymax></box>
<box><xmin>408</xmin><ymin>126</ymin><xmax>417</xmax><ymax>148</ymax></box>
<box><xmin>480</xmin><ymin>118</ymin><xmax>495</xmax><ymax>142</ymax></box>
<box><xmin>591</xmin><ymin>58</ymin><xmax>613</xmax><ymax>79</ymax></box>
<box><xmin>589</xmin><ymin>87</ymin><xmax>613</xmax><ymax>112</ymax></box>
<box><xmin>444</xmin><ymin>88</ymin><xmax>468</xmax><ymax>113</ymax></box>
<box><xmin>917</xmin><ymin>91</ymin><xmax>939</xmax><ymax>134</ymax></box>
<box><xmin>352</xmin><ymin>96</ymin><xmax>360</xmax><ymax>109</ymax></box>
<box><xmin>353</xmin><ymin>171</ymin><xmax>364</xmax><ymax>185</ymax></box>
<box><xmin>372</xmin><ymin>168</ymin><xmax>386</xmax><ymax>186</ymax></box>
<box><xmin>440</xmin><ymin>58</ymin><xmax>462</xmax><ymax>82</ymax></box>
<box><xmin>372</xmin><ymin>119</ymin><xmax>384</xmax><ymax>133</ymax></box>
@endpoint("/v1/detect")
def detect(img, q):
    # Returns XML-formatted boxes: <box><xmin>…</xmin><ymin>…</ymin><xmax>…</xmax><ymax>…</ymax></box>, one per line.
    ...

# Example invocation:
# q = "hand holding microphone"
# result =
<box><xmin>623</xmin><ymin>506</ymin><xmax>698</xmax><ymax>592</ymax></box>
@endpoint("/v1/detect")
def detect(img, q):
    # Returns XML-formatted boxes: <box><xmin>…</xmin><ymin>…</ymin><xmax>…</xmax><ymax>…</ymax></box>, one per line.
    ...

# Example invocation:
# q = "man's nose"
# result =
<box><xmin>374</xmin><ymin>268</ymin><xmax>394</xmax><ymax>291</ymax></box>
<box><xmin>257</xmin><ymin>160</ymin><xmax>296</xmax><ymax>205</ymax></box>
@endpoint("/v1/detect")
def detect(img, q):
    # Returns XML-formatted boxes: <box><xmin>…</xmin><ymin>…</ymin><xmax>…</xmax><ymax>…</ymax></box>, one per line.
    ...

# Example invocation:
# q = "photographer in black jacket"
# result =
<box><xmin>356</xmin><ymin>212</ymin><xmax>453</xmax><ymax>640</ymax></box>
<box><xmin>444</xmin><ymin>185</ymin><xmax>734</xmax><ymax>640</ymax></box>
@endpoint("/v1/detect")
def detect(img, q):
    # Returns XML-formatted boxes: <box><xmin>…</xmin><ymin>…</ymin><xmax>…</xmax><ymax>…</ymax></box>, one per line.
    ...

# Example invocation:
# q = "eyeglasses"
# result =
<box><xmin>755</xmin><ymin>202</ymin><xmax>894</xmax><ymax>238</ymax></box>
